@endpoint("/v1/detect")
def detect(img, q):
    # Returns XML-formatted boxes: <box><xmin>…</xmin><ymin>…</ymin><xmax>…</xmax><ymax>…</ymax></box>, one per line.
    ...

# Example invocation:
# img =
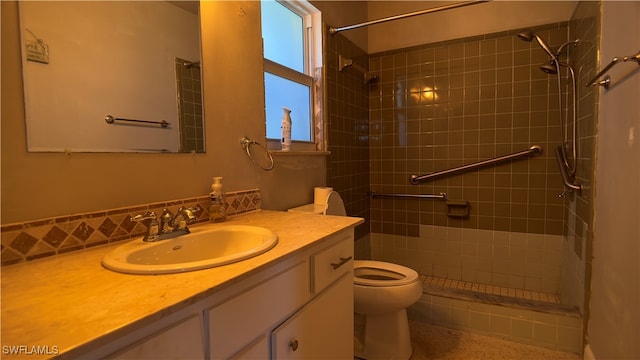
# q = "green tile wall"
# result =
<box><xmin>368</xmin><ymin>23</ymin><xmax>571</xmax><ymax>237</ymax></box>
<box><xmin>325</xmin><ymin>26</ymin><xmax>371</xmax><ymax>247</ymax></box>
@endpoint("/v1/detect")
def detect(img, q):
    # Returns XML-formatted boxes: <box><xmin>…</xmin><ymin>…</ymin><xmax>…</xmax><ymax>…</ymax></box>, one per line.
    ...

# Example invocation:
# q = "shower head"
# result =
<box><xmin>516</xmin><ymin>29</ymin><xmax>535</xmax><ymax>42</ymax></box>
<box><xmin>540</xmin><ymin>61</ymin><xmax>558</xmax><ymax>75</ymax></box>
<box><xmin>517</xmin><ymin>29</ymin><xmax>557</xmax><ymax>60</ymax></box>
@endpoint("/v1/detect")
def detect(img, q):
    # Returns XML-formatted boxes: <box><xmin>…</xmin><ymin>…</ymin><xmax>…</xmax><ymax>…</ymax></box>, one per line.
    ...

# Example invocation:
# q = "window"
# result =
<box><xmin>261</xmin><ymin>0</ymin><xmax>322</xmax><ymax>150</ymax></box>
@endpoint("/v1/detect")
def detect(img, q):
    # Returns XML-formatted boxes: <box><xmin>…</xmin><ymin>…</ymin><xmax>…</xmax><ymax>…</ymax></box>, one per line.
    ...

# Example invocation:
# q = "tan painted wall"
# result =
<box><xmin>1</xmin><ymin>1</ymin><xmax>325</xmax><ymax>224</ymax></box>
<box><xmin>589</xmin><ymin>1</ymin><xmax>640</xmax><ymax>358</ymax></box>
<box><xmin>311</xmin><ymin>0</ymin><xmax>368</xmax><ymax>51</ymax></box>
<box><xmin>367</xmin><ymin>1</ymin><xmax>577</xmax><ymax>53</ymax></box>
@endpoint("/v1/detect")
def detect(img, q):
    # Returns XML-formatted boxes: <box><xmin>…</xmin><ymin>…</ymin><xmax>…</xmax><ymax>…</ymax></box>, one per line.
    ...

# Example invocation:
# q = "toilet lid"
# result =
<box><xmin>324</xmin><ymin>191</ymin><xmax>346</xmax><ymax>216</ymax></box>
<box><xmin>353</xmin><ymin>260</ymin><xmax>419</xmax><ymax>287</ymax></box>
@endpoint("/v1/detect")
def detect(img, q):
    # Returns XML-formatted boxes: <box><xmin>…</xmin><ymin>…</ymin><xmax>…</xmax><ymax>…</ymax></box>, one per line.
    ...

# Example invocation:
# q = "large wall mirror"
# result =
<box><xmin>19</xmin><ymin>1</ymin><xmax>204</xmax><ymax>153</ymax></box>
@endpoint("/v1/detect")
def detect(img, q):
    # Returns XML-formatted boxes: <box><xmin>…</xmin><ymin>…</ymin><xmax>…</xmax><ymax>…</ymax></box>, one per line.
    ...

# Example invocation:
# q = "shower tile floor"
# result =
<box><xmin>421</xmin><ymin>275</ymin><xmax>561</xmax><ymax>305</ymax></box>
<box><xmin>418</xmin><ymin>275</ymin><xmax>583</xmax><ymax>317</ymax></box>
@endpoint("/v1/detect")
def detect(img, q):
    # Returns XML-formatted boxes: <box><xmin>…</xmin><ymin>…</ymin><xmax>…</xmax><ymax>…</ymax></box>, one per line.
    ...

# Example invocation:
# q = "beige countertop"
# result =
<box><xmin>0</xmin><ymin>210</ymin><xmax>363</xmax><ymax>359</ymax></box>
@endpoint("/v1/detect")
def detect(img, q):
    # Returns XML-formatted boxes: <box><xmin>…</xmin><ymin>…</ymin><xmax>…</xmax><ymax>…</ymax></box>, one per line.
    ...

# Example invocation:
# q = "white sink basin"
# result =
<box><xmin>102</xmin><ymin>225</ymin><xmax>278</xmax><ymax>274</ymax></box>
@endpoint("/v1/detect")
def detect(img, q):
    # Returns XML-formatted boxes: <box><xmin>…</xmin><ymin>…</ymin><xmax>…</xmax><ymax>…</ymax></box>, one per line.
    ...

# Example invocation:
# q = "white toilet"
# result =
<box><xmin>353</xmin><ymin>260</ymin><xmax>422</xmax><ymax>360</ymax></box>
<box><xmin>289</xmin><ymin>190</ymin><xmax>423</xmax><ymax>360</ymax></box>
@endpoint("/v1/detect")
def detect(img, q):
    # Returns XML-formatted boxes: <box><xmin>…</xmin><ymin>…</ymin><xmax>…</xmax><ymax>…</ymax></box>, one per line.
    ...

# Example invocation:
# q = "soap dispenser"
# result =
<box><xmin>209</xmin><ymin>177</ymin><xmax>227</xmax><ymax>222</ymax></box>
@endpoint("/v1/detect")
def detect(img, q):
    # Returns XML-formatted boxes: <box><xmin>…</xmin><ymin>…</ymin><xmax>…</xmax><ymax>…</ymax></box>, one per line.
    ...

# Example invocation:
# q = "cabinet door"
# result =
<box><xmin>272</xmin><ymin>273</ymin><xmax>353</xmax><ymax>359</ymax></box>
<box><xmin>208</xmin><ymin>261</ymin><xmax>310</xmax><ymax>359</ymax></box>
<box><xmin>107</xmin><ymin>315</ymin><xmax>204</xmax><ymax>359</ymax></box>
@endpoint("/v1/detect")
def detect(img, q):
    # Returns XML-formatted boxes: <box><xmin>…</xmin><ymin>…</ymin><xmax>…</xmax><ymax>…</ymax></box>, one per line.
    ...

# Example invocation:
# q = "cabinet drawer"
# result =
<box><xmin>312</xmin><ymin>232</ymin><xmax>354</xmax><ymax>293</ymax></box>
<box><xmin>208</xmin><ymin>260</ymin><xmax>310</xmax><ymax>359</ymax></box>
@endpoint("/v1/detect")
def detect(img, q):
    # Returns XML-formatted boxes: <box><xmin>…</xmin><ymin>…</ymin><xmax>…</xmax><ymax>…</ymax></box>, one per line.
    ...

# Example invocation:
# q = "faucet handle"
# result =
<box><xmin>131</xmin><ymin>211</ymin><xmax>160</xmax><ymax>242</ymax></box>
<box><xmin>130</xmin><ymin>211</ymin><xmax>157</xmax><ymax>222</ymax></box>
<box><xmin>161</xmin><ymin>208</ymin><xmax>174</xmax><ymax>221</ymax></box>
<box><xmin>186</xmin><ymin>206</ymin><xmax>200</xmax><ymax>214</ymax></box>
<box><xmin>176</xmin><ymin>206</ymin><xmax>199</xmax><ymax>213</ymax></box>
<box><xmin>178</xmin><ymin>206</ymin><xmax>200</xmax><ymax>216</ymax></box>
<box><xmin>176</xmin><ymin>206</ymin><xmax>199</xmax><ymax>227</ymax></box>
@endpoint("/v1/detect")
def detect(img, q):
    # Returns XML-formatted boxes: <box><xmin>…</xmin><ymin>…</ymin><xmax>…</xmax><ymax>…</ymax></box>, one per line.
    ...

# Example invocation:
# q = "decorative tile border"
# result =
<box><xmin>0</xmin><ymin>189</ymin><xmax>261</xmax><ymax>266</ymax></box>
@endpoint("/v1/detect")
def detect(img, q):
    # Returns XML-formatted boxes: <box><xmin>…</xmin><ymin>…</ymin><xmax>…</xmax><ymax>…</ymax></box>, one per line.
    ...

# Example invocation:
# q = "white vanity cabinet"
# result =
<box><xmin>106</xmin><ymin>315</ymin><xmax>205</xmax><ymax>359</ymax></box>
<box><xmin>208</xmin><ymin>228</ymin><xmax>354</xmax><ymax>359</ymax></box>
<box><xmin>1</xmin><ymin>210</ymin><xmax>365</xmax><ymax>360</ymax></box>
<box><xmin>80</xmin><ymin>228</ymin><xmax>355</xmax><ymax>360</ymax></box>
<box><xmin>271</xmin><ymin>230</ymin><xmax>354</xmax><ymax>359</ymax></box>
<box><xmin>271</xmin><ymin>274</ymin><xmax>352</xmax><ymax>359</ymax></box>
<box><xmin>207</xmin><ymin>260</ymin><xmax>312</xmax><ymax>359</ymax></box>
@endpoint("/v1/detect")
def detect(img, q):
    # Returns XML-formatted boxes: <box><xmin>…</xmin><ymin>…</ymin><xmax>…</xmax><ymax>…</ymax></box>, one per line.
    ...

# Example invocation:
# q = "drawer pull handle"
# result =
<box><xmin>290</xmin><ymin>339</ymin><xmax>299</xmax><ymax>351</ymax></box>
<box><xmin>331</xmin><ymin>256</ymin><xmax>353</xmax><ymax>270</ymax></box>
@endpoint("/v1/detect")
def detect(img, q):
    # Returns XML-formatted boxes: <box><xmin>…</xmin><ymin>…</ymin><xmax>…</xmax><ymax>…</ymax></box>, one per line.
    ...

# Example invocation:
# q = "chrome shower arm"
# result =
<box><xmin>555</xmin><ymin>39</ymin><xmax>581</xmax><ymax>58</ymax></box>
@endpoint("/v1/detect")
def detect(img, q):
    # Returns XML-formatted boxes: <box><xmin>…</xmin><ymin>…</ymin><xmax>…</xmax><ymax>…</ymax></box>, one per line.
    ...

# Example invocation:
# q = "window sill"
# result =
<box><xmin>270</xmin><ymin>150</ymin><xmax>330</xmax><ymax>156</ymax></box>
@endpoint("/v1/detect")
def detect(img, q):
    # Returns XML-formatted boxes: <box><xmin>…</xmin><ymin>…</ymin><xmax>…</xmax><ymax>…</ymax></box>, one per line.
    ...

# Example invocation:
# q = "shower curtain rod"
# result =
<box><xmin>329</xmin><ymin>0</ymin><xmax>489</xmax><ymax>34</ymax></box>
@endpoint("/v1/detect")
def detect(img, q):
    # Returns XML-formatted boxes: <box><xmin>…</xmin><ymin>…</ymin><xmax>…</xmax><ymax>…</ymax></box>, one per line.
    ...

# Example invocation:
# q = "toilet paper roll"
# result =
<box><xmin>314</xmin><ymin>187</ymin><xmax>333</xmax><ymax>205</ymax></box>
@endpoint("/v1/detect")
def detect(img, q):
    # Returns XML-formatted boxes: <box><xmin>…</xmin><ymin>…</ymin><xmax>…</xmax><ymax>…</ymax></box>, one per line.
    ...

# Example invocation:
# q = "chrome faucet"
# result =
<box><xmin>131</xmin><ymin>206</ymin><xmax>200</xmax><ymax>242</ymax></box>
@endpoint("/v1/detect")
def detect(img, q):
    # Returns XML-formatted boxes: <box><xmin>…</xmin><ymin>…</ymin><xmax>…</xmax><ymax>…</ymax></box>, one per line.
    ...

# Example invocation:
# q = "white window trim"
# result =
<box><xmin>264</xmin><ymin>60</ymin><xmax>313</xmax><ymax>89</ymax></box>
<box><xmin>263</xmin><ymin>0</ymin><xmax>325</xmax><ymax>153</ymax></box>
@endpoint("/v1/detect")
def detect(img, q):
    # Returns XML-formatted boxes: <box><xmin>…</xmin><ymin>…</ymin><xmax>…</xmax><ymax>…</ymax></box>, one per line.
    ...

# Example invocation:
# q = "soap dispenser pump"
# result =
<box><xmin>209</xmin><ymin>177</ymin><xmax>227</xmax><ymax>222</ymax></box>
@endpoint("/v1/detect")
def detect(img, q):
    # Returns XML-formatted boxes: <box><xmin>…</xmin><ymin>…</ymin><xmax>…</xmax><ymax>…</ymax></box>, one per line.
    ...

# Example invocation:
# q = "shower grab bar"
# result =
<box><xmin>586</xmin><ymin>51</ymin><xmax>640</xmax><ymax>88</ymax></box>
<box><xmin>554</xmin><ymin>146</ymin><xmax>583</xmax><ymax>194</ymax></box>
<box><xmin>105</xmin><ymin>115</ymin><xmax>170</xmax><ymax>128</ymax></box>
<box><xmin>409</xmin><ymin>145</ymin><xmax>543</xmax><ymax>185</ymax></box>
<box><xmin>370</xmin><ymin>192</ymin><xmax>447</xmax><ymax>200</ymax></box>
<box><xmin>329</xmin><ymin>0</ymin><xmax>489</xmax><ymax>34</ymax></box>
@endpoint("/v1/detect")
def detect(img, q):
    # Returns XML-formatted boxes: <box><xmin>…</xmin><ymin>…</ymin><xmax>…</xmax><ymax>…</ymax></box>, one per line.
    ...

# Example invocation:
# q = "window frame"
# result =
<box><xmin>262</xmin><ymin>0</ymin><xmax>323</xmax><ymax>152</ymax></box>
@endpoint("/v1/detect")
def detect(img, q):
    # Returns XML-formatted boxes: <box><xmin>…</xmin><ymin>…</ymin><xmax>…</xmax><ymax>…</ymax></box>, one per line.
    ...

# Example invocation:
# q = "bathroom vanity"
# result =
<box><xmin>0</xmin><ymin>210</ymin><xmax>363</xmax><ymax>359</ymax></box>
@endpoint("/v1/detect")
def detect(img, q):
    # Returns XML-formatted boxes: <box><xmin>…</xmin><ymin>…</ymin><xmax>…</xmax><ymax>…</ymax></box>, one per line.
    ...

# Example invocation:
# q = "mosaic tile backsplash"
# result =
<box><xmin>0</xmin><ymin>189</ymin><xmax>262</xmax><ymax>266</ymax></box>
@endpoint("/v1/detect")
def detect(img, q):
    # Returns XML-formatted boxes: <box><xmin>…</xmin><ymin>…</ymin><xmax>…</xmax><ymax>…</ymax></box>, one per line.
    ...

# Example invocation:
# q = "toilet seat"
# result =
<box><xmin>354</xmin><ymin>260</ymin><xmax>419</xmax><ymax>287</ymax></box>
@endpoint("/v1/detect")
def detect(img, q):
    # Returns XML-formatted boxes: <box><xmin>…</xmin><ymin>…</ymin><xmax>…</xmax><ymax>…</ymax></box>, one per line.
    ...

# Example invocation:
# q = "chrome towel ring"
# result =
<box><xmin>240</xmin><ymin>136</ymin><xmax>274</xmax><ymax>171</ymax></box>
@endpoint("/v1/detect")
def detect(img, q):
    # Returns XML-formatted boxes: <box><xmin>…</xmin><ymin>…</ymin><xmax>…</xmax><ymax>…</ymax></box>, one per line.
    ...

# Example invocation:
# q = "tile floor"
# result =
<box><xmin>409</xmin><ymin>320</ymin><xmax>581</xmax><ymax>360</ymax></box>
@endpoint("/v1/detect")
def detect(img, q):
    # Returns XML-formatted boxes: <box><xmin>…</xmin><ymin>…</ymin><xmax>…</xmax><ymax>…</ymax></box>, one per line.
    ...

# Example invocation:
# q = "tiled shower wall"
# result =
<box><xmin>325</xmin><ymin>26</ymin><xmax>371</xmax><ymax>253</ymax></box>
<box><xmin>362</xmin><ymin>23</ymin><xmax>590</xmax><ymax>298</ymax></box>
<box><xmin>368</xmin><ymin>23</ymin><xmax>569</xmax><ymax>237</ymax></box>
<box><xmin>175</xmin><ymin>58</ymin><xmax>205</xmax><ymax>153</ymax></box>
<box><xmin>372</xmin><ymin>226</ymin><xmax>564</xmax><ymax>293</ymax></box>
